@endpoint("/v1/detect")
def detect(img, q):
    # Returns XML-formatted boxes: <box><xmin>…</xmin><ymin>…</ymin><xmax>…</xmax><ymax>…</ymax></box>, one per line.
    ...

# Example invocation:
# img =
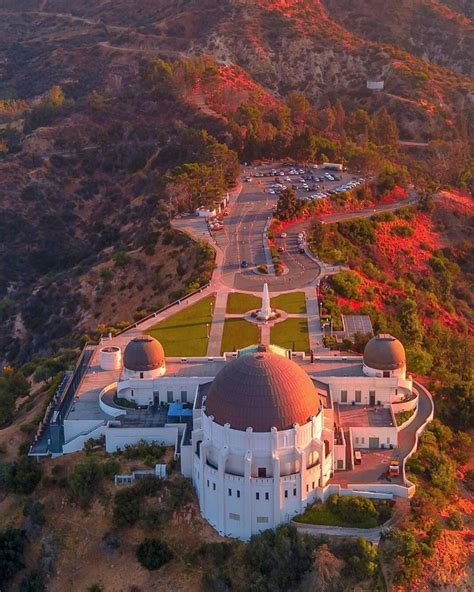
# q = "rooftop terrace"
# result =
<box><xmin>338</xmin><ymin>405</ymin><xmax>394</xmax><ymax>428</ymax></box>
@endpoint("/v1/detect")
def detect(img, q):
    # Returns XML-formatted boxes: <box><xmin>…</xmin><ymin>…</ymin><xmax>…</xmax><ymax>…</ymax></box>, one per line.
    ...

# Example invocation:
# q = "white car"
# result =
<box><xmin>280</xmin><ymin>232</ymin><xmax>288</xmax><ymax>238</ymax></box>
<box><xmin>268</xmin><ymin>189</ymin><xmax>275</xmax><ymax>195</ymax></box>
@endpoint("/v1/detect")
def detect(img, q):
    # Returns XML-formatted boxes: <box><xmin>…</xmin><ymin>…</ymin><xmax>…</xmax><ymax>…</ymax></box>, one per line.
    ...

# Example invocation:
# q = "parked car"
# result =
<box><xmin>240</xmin><ymin>261</ymin><xmax>249</xmax><ymax>268</ymax></box>
<box><xmin>280</xmin><ymin>232</ymin><xmax>288</xmax><ymax>238</ymax></box>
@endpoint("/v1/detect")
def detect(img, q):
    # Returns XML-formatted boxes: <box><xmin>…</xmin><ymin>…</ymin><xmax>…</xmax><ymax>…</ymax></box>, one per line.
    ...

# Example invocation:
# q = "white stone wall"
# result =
<box><xmin>192</xmin><ymin>412</ymin><xmax>330</xmax><ymax>539</ymax></box>
<box><xmin>363</xmin><ymin>363</ymin><xmax>406</xmax><ymax>379</ymax></box>
<box><xmin>351</xmin><ymin>426</ymin><xmax>398</xmax><ymax>449</ymax></box>
<box><xmin>122</xmin><ymin>365</ymin><xmax>166</xmax><ymax>381</ymax></box>
<box><xmin>117</xmin><ymin>376</ymin><xmax>211</xmax><ymax>406</ymax></box>
<box><xmin>325</xmin><ymin>375</ymin><xmax>412</xmax><ymax>406</ymax></box>
<box><xmin>64</xmin><ymin>419</ymin><xmax>106</xmax><ymax>444</ymax></box>
<box><xmin>105</xmin><ymin>426</ymin><xmax>180</xmax><ymax>453</ymax></box>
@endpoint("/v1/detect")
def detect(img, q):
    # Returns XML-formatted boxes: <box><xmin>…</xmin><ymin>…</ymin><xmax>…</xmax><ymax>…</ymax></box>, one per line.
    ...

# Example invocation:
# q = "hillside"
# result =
<box><xmin>322</xmin><ymin>0</ymin><xmax>474</xmax><ymax>77</ymax></box>
<box><xmin>0</xmin><ymin>0</ymin><xmax>472</xmax><ymax>364</ymax></box>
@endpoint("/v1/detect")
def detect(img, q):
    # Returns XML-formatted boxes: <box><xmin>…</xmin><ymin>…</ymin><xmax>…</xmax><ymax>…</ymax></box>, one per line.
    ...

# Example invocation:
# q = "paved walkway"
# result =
<box><xmin>399</xmin><ymin>382</ymin><xmax>434</xmax><ymax>467</ymax></box>
<box><xmin>207</xmin><ymin>291</ymin><xmax>228</xmax><ymax>356</ymax></box>
<box><xmin>293</xmin><ymin>522</ymin><xmax>384</xmax><ymax>545</ymax></box>
<box><xmin>261</xmin><ymin>323</ymin><xmax>270</xmax><ymax>346</ymax></box>
<box><xmin>304</xmin><ymin>286</ymin><xmax>327</xmax><ymax>353</ymax></box>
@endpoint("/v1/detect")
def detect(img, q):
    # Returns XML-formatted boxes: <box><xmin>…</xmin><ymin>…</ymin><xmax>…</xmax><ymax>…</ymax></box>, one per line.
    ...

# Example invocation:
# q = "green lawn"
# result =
<box><xmin>270</xmin><ymin>318</ymin><xmax>310</xmax><ymax>353</ymax></box>
<box><xmin>220</xmin><ymin>319</ymin><xmax>260</xmax><ymax>354</ymax></box>
<box><xmin>146</xmin><ymin>295</ymin><xmax>215</xmax><ymax>356</ymax></box>
<box><xmin>226</xmin><ymin>292</ymin><xmax>261</xmax><ymax>314</ymax></box>
<box><xmin>270</xmin><ymin>292</ymin><xmax>307</xmax><ymax>314</ymax></box>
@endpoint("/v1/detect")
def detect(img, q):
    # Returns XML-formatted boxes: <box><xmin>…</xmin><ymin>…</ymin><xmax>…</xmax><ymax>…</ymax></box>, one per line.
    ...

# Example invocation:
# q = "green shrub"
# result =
<box><xmin>113</xmin><ymin>396</ymin><xmax>138</xmax><ymax>409</ymax></box>
<box><xmin>136</xmin><ymin>538</ymin><xmax>173</xmax><ymax>570</ymax></box>
<box><xmin>20</xmin><ymin>570</ymin><xmax>45</xmax><ymax>592</ymax></box>
<box><xmin>383</xmin><ymin>528</ymin><xmax>423</xmax><ymax>584</ymax></box>
<box><xmin>391</xmin><ymin>225</ymin><xmax>413</xmax><ymax>237</ymax></box>
<box><xmin>122</xmin><ymin>440</ymin><xmax>166</xmax><ymax>461</ymax></box>
<box><xmin>23</xmin><ymin>499</ymin><xmax>45</xmax><ymax>527</ymax></box>
<box><xmin>67</xmin><ymin>457</ymin><xmax>103</xmax><ymax>507</ymax></box>
<box><xmin>331</xmin><ymin>271</ymin><xmax>362</xmax><ymax>299</ymax></box>
<box><xmin>113</xmin><ymin>251</ymin><xmax>131</xmax><ymax>267</ymax></box>
<box><xmin>0</xmin><ymin>528</ymin><xmax>26</xmax><ymax>589</ymax></box>
<box><xmin>447</xmin><ymin>511</ymin><xmax>464</xmax><ymax>530</ymax></box>
<box><xmin>347</xmin><ymin>537</ymin><xmax>378</xmax><ymax>578</ymax></box>
<box><xmin>113</xmin><ymin>488</ymin><xmax>140</xmax><ymax>527</ymax></box>
<box><xmin>1</xmin><ymin>457</ymin><xmax>42</xmax><ymax>494</ymax></box>
<box><xmin>395</xmin><ymin>410</ymin><xmax>415</xmax><ymax>426</ymax></box>
<box><xmin>244</xmin><ymin>524</ymin><xmax>316</xmax><ymax>590</ymax></box>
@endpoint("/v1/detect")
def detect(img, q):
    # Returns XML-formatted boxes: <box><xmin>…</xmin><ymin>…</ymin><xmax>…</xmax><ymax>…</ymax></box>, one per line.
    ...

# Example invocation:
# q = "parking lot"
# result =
<box><xmin>244</xmin><ymin>163</ymin><xmax>366</xmax><ymax>203</ymax></box>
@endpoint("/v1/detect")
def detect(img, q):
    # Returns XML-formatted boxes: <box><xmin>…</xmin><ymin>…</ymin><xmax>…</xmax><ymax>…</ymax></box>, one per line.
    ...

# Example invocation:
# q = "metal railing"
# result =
<box><xmin>112</xmin><ymin>281</ymin><xmax>213</xmax><ymax>337</ymax></box>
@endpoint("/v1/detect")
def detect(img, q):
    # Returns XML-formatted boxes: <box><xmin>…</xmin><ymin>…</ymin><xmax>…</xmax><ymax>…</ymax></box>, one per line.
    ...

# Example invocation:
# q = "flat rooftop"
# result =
<box><xmin>67</xmin><ymin>331</ymin><xmax>364</xmax><ymax>423</ymax></box>
<box><xmin>342</xmin><ymin>314</ymin><xmax>373</xmax><ymax>338</ymax></box>
<box><xmin>338</xmin><ymin>405</ymin><xmax>394</xmax><ymax>428</ymax></box>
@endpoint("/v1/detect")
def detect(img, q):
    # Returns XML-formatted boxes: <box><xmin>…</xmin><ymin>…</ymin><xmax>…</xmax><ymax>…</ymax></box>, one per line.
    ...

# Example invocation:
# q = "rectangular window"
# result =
<box><xmin>341</xmin><ymin>390</ymin><xmax>347</xmax><ymax>403</ymax></box>
<box><xmin>387</xmin><ymin>437</ymin><xmax>390</xmax><ymax>444</ymax></box>
<box><xmin>355</xmin><ymin>437</ymin><xmax>359</xmax><ymax>444</ymax></box>
<box><xmin>228</xmin><ymin>488</ymin><xmax>232</xmax><ymax>496</ymax></box>
<box><xmin>355</xmin><ymin>390</ymin><xmax>362</xmax><ymax>403</ymax></box>
<box><xmin>213</xmin><ymin>483</ymin><xmax>216</xmax><ymax>491</ymax></box>
<box><xmin>284</xmin><ymin>490</ymin><xmax>288</xmax><ymax>498</ymax></box>
<box><xmin>256</xmin><ymin>492</ymin><xmax>260</xmax><ymax>500</ymax></box>
<box><xmin>167</xmin><ymin>390</ymin><xmax>173</xmax><ymax>403</ymax></box>
<box><xmin>369</xmin><ymin>390</ymin><xmax>376</xmax><ymax>406</ymax></box>
<box><xmin>207</xmin><ymin>480</ymin><xmax>209</xmax><ymax>487</ymax></box>
<box><xmin>265</xmin><ymin>492</ymin><xmax>269</xmax><ymax>501</ymax></box>
<box><xmin>237</xmin><ymin>490</ymin><xmax>240</xmax><ymax>498</ymax></box>
<box><xmin>293</xmin><ymin>488</ymin><xmax>297</xmax><ymax>496</ymax></box>
<box><xmin>256</xmin><ymin>517</ymin><xmax>269</xmax><ymax>523</ymax></box>
<box><xmin>361</xmin><ymin>437</ymin><xmax>365</xmax><ymax>444</ymax></box>
<box><xmin>139</xmin><ymin>372</ymin><xmax>144</xmax><ymax>379</ymax></box>
<box><xmin>306</xmin><ymin>484</ymin><xmax>309</xmax><ymax>493</ymax></box>
<box><xmin>258</xmin><ymin>467</ymin><xmax>267</xmax><ymax>478</ymax></box>
<box><xmin>312</xmin><ymin>481</ymin><xmax>315</xmax><ymax>489</ymax></box>
<box><xmin>180</xmin><ymin>390</ymin><xmax>187</xmax><ymax>403</ymax></box>
<box><xmin>383</xmin><ymin>371</ymin><xmax>390</xmax><ymax>378</ymax></box>
<box><xmin>229</xmin><ymin>513</ymin><xmax>240</xmax><ymax>521</ymax></box>
<box><xmin>131</xmin><ymin>390</ymin><xmax>134</xmax><ymax>397</ymax></box>
<box><xmin>337</xmin><ymin>459</ymin><xmax>344</xmax><ymax>469</ymax></box>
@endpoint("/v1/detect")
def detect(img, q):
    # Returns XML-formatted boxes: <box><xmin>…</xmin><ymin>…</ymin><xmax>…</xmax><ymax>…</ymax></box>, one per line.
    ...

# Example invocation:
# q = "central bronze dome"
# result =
<box><xmin>204</xmin><ymin>352</ymin><xmax>320</xmax><ymax>432</ymax></box>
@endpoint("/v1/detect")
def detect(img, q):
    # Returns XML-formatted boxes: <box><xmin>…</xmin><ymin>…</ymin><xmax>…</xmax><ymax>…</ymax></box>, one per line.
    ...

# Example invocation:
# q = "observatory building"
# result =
<box><xmin>30</xmin><ymin>331</ymin><xmax>428</xmax><ymax>539</ymax></box>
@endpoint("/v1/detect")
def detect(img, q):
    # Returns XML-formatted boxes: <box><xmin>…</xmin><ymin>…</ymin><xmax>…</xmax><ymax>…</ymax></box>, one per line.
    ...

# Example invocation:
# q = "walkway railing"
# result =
<box><xmin>113</xmin><ymin>281</ymin><xmax>213</xmax><ymax>337</ymax></box>
<box><xmin>29</xmin><ymin>343</ymin><xmax>94</xmax><ymax>456</ymax></box>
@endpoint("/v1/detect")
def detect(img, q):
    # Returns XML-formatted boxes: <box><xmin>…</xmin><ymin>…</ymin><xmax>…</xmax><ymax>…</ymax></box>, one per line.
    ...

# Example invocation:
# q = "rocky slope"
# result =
<box><xmin>0</xmin><ymin>0</ymin><xmax>472</xmax><ymax>361</ymax></box>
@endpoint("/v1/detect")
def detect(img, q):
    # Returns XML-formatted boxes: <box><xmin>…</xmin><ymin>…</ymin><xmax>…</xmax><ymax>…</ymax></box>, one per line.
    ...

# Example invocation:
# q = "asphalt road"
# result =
<box><xmin>216</xmin><ymin>176</ymin><xmax>321</xmax><ymax>291</ymax></box>
<box><xmin>277</xmin><ymin>194</ymin><xmax>420</xmax><ymax>259</ymax></box>
<box><xmin>206</xmin><ymin>165</ymin><xmax>418</xmax><ymax>292</ymax></box>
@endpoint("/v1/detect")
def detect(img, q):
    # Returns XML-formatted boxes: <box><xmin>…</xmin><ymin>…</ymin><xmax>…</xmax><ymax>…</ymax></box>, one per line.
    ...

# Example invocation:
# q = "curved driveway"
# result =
<box><xmin>216</xmin><ymin>179</ymin><xmax>321</xmax><ymax>291</ymax></box>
